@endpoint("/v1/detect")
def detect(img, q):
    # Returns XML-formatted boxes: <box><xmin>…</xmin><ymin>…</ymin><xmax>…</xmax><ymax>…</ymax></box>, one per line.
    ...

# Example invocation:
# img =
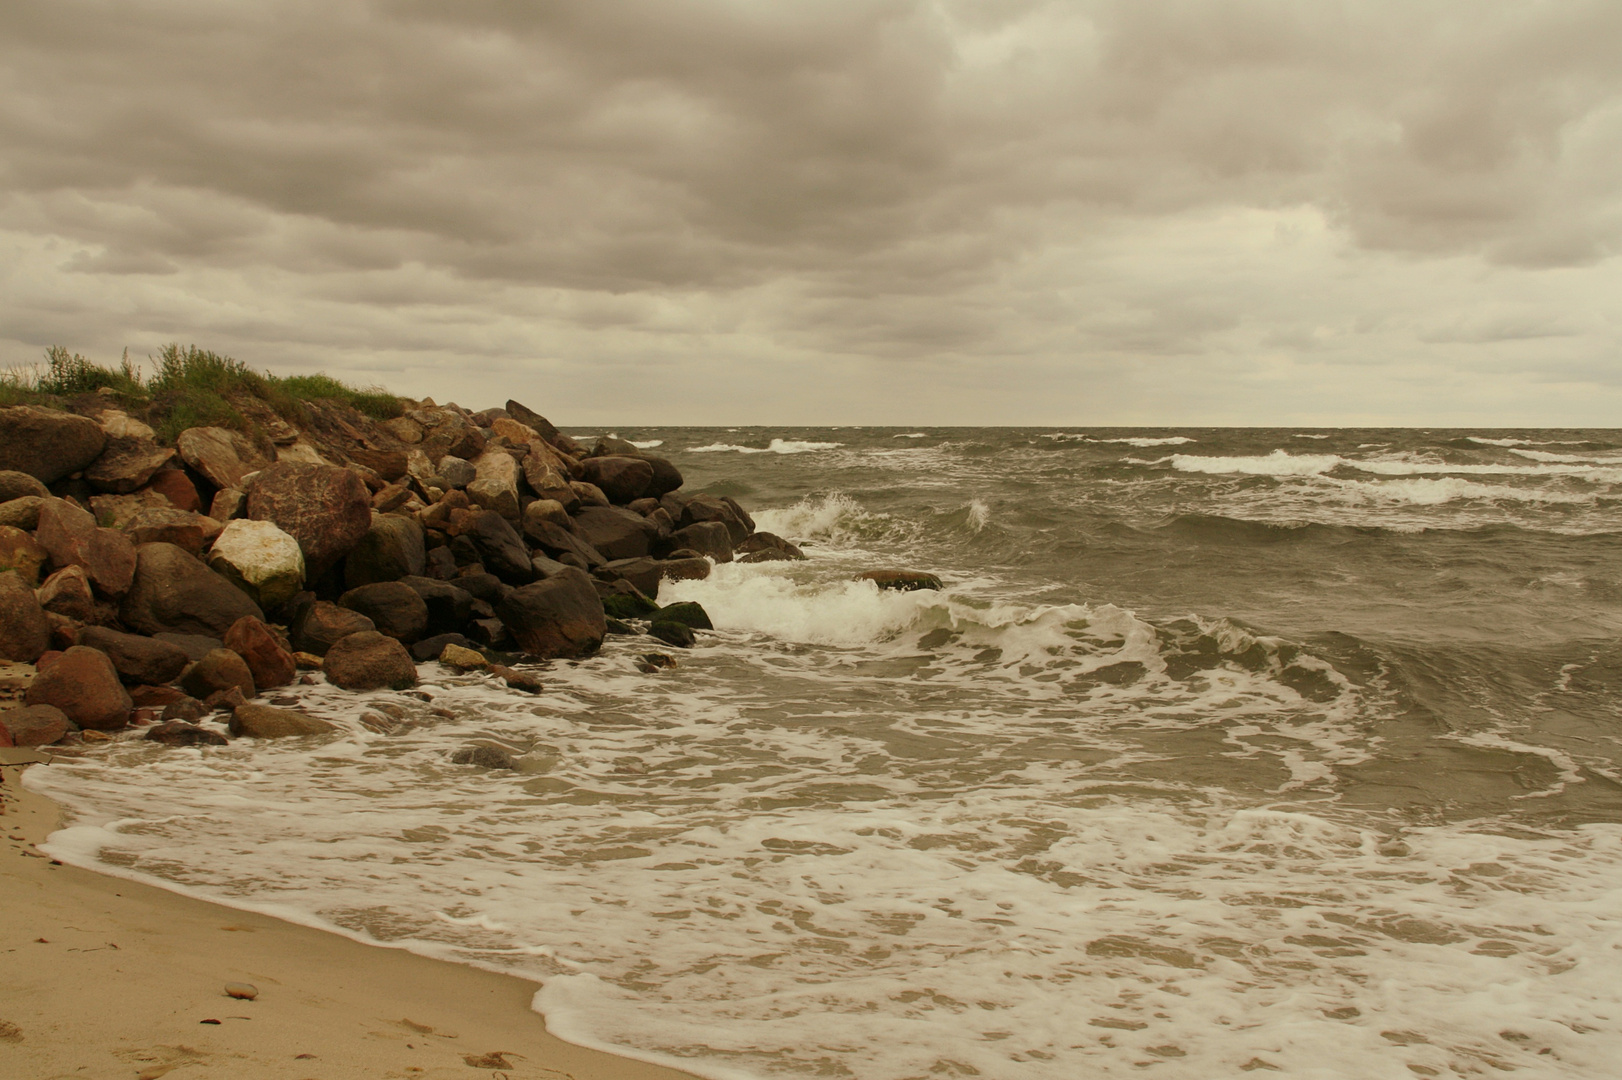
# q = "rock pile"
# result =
<box><xmin>0</xmin><ymin>394</ymin><xmax>788</xmax><ymax>748</ymax></box>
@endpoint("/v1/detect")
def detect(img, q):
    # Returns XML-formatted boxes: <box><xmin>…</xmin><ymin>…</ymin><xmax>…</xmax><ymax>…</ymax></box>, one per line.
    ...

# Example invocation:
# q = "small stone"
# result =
<box><xmin>450</xmin><ymin>745</ymin><xmax>518</xmax><ymax>770</ymax></box>
<box><xmin>858</xmin><ymin>569</ymin><xmax>944</xmax><ymax>592</ymax></box>
<box><xmin>487</xmin><ymin>663</ymin><xmax>542</xmax><ymax>693</ymax></box>
<box><xmin>291</xmin><ymin>651</ymin><xmax>323</xmax><ymax>670</ymax></box>
<box><xmin>438</xmin><ymin>643</ymin><xmax>487</xmax><ymax>670</ymax></box>
<box><xmin>145</xmin><ymin>721</ymin><xmax>230</xmax><ymax>747</ymax></box>
<box><xmin>223</xmin><ymin>982</ymin><xmax>259</xmax><ymax>1000</ymax></box>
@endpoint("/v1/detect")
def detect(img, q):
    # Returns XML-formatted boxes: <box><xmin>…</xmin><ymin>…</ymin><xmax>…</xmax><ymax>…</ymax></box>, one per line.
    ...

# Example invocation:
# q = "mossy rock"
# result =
<box><xmin>603</xmin><ymin>592</ymin><xmax>661</xmax><ymax>620</ymax></box>
<box><xmin>653</xmin><ymin>601</ymin><xmax>712</xmax><ymax>630</ymax></box>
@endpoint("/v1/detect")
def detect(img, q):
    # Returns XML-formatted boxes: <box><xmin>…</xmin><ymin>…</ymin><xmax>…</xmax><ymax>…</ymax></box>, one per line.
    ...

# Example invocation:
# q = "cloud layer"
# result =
<box><xmin>2</xmin><ymin>0</ymin><xmax>1619</xmax><ymax>423</ymax></box>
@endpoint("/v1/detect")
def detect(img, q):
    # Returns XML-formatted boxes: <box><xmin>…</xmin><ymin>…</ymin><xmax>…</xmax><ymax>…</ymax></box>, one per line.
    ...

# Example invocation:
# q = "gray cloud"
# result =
<box><xmin>1</xmin><ymin>0</ymin><xmax>1620</xmax><ymax>421</ymax></box>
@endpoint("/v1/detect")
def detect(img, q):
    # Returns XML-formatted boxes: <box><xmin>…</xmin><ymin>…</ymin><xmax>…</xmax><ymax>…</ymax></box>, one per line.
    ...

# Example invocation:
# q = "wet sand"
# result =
<box><xmin>0</xmin><ymin>753</ymin><xmax>705</xmax><ymax>1080</ymax></box>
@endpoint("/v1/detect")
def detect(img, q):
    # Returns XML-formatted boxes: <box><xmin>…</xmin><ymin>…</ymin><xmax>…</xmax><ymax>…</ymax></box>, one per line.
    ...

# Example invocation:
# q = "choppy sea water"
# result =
<box><xmin>27</xmin><ymin>428</ymin><xmax>1622</xmax><ymax>1079</ymax></box>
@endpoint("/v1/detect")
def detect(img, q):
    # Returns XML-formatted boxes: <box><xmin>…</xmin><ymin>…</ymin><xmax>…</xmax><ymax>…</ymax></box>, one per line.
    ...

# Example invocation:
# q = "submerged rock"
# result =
<box><xmin>145</xmin><ymin>720</ymin><xmax>230</xmax><ymax>746</ymax></box>
<box><xmin>858</xmin><ymin>569</ymin><xmax>944</xmax><ymax>592</ymax></box>
<box><xmin>229</xmin><ymin>704</ymin><xmax>335</xmax><ymax>739</ymax></box>
<box><xmin>450</xmin><ymin>745</ymin><xmax>518</xmax><ymax>770</ymax></box>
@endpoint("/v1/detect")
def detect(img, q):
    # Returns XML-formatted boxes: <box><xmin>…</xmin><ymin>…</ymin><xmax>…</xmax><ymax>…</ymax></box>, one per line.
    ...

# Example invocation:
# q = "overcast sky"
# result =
<box><xmin>2</xmin><ymin>1</ymin><xmax>1618</xmax><ymax>425</ymax></box>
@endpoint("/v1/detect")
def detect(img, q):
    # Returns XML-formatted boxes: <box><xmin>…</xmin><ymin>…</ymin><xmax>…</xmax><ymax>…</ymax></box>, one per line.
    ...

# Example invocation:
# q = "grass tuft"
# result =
<box><xmin>2</xmin><ymin>344</ymin><xmax>406</xmax><ymax>440</ymax></box>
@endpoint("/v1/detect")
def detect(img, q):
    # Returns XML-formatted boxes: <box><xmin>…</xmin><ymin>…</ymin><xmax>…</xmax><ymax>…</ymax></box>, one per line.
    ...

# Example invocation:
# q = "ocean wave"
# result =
<box><xmin>688</xmin><ymin>438</ymin><xmax>842</xmax><ymax>455</ymax></box>
<box><xmin>629</xmin><ymin>439</ymin><xmax>663</xmax><ymax>449</ymax></box>
<box><xmin>1047</xmin><ymin>433</ymin><xmax>1196</xmax><ymax>446</ymax></box>
<box><xmin>1328</xmin><ymin>476</ymin><xmax>1599</xmax><ymax>506</ymax></box>
<box><xmin>1293</xmin><ymin>433</ymin><xmax>1331</xmax><ymax>440</ymax></box>
<box><xmin>751</xmin><ymin>492</ymin><xmax>883</xmax><ymax>544</ymax></box>
<box><xmin>1163</xmin><ymin>449</ymin><xmax>1622</xmax><ymax>482</ymax></box>
<box><xmin>1509</xmin><ymin>448</ymin><xmax>1622</xmax><ymax>464</ymax></box>
<box><xmin>1467</xmin><ymin>436</ymin><xmax>1591</xmax><ymax>448</ymax></box>
<box><xmin>893</xmin><ymin>432</ymin><xmax>929</xmax><ymax>439</ymax></box>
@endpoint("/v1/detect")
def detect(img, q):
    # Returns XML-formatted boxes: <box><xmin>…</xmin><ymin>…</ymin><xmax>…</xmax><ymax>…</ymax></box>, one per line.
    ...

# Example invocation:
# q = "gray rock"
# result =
<box><xmin>571</xmin><ymin>506</ymin><xmax>659</xmax><ymax>561</ymax></box>
<box><xmin>343</xmin><ymin>512</ymin><xmax>426</xmax><ymax>589</ymax></box>
<box><xmin>494</xmin><ymin>567</ymin><xmax>605</xmax><ymax>659</ymax></box>
<box><xmin>667</xmin><ymin>521</ymin><xmax>733</xmax><ymax>564</ymax></box>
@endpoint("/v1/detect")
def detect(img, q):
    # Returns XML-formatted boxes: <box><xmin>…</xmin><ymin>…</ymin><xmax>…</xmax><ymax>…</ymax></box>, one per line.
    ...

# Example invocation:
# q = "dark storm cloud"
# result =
<box><xmin>0</xmin><ymin>0</ymin><xmax>1619</xmax><ymax>420</ymax></box>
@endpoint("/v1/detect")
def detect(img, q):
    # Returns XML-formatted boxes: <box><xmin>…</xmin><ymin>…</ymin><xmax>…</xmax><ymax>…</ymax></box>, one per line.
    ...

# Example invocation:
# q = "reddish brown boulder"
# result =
<box><xmin>338</xmin><ymin>582</ymin><xmax>429</xmax><ymax>643</ymax></box>
<box><xmin>2</xmin><ymin>704</ymin><xmax>73</xmax><ymax>746</ymax></box>
<box><xmin>78</xmin><ymin>626</ymin><xmax>191</xmax><ymax>686</ymax></box>
<box><xmin>124</xmin><ymin>507</ymin><xmax>223</xmax><ymax>556</ymax></box>
<box><xmin>0</xmin><ymin>470</ymin><xmax>49</xmax><ymax>502</ymax></box>
<box><xmin>494</xmin><ymin>568</ymin><xmax>605</xmax><ymax>659</ymax></box>
<box><xmin>246</xmin><ymin>462</ymin><xmax>372</xmax><ymax>579</ymax></box>
<box><xmin>349</xmin><ymin>447</ymin><xmax>408</xmax><ymax>482</ymax></box>
<box><xmin>290</xmin><ymin>601</ymin><xmax>375</xmax><ymax>656</ymax></box>
<box><xmin>145</xmin><ymin>468</ymin><xmax>202</xmax><ymax>512</ymax></box>
<box><xmin>35</xmin><ymin>496</ymin><xmax>96</xmax><ymax>568</ymax></box>
<box><xmin>176</xmin><ymin>426</ymin><xmax>270</xmax><ymax>490</ymax></box>
<box><xmin>86</xmin><ymin>435</ymin><xmax>176</xmax><ymax>494</ymax></box>
<box><xmin>180</xmin><ymin>648</ymin><xmax>257</xmax><ymax>701</ymax></box>
<box><xmin>25</xmin><ymin>645</ymin><xmax>132</xmax><ymax>729</ymax></box>
<box><xmin>0</xmin><ymin>406</ymin><xmax>106</xmax><ymax>484</ymax></box>
<box><xmin>222</xmin><ymin>616</ymin><xmax>296</xmax><ymax>691</ymax></box>
<box><xmin>0</xmin><ymin>525</ymin><xmax>48</xmax><ymax>585</ymax></box>
<box><xmin>120</xmin><ymin>542</ymin><xmax>265</xmax><ymax>637</ymax></box>
<box><xmin>323</xmin><ymin>630</ymin><xmax>418</xmax><ymax>691</ymax></box>
<box><xmin>85</xmin><ymin>527</ymin><xmax>137</xmax><ymax>598</ymax></box>
<box><xmin>37</xmin><ymin>566</ymin><xmax>96</xmax><ymax>621</ymax></box>
<box><xmin>0</xmin><ymin>496</ymin><xmax>44</xmax><ymax>531</ymax></box>
<box><xmin>0</xmin><ymin>569</ymin><xmax>50</xmax><ymax>662</ymax></box>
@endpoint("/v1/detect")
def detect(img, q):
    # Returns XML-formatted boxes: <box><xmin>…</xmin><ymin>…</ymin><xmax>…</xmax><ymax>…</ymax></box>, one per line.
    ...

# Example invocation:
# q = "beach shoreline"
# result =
<box><xmin>0</xmin><ymin>754</ymin><xmax>704</xmax><ymax>1080</ymax></box>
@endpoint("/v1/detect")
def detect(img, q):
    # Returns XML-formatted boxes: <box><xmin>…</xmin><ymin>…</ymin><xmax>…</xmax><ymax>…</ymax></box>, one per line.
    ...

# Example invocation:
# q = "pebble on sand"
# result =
<box><xmin>224</xmin><ymin>982</ymin><xmax>259</xmax><ymax>1000</ymax></box>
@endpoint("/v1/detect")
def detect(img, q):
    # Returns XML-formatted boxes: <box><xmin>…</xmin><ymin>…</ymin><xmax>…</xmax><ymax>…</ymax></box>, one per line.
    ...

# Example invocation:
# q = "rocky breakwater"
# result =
<box><xmin>0</xmin><ymin>394</ymin><xmax>804</xmax><ymax>752</ymax></box>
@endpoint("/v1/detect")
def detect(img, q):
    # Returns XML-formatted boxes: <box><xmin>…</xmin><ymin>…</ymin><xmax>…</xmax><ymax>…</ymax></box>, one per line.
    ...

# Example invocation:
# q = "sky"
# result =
<box><xmin>2</xmin><ymin>0</ymin><xmax>1619</xmax><ymax>425</ymax></box>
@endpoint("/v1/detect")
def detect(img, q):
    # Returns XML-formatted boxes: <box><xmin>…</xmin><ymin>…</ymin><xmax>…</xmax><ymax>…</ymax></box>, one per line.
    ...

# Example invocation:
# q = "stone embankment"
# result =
<box><xmin>0</xmin><ymin>392</ymin><xmax>808</xmax><ymax>748</ymax></box>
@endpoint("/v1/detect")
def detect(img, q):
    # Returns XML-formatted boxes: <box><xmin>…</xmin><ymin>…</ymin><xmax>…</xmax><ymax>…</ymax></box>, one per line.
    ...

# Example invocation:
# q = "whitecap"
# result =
<box><xmin>688</xmin><ymin>439</ymin><xmax>842</xmax><ymax>455</ymax></box>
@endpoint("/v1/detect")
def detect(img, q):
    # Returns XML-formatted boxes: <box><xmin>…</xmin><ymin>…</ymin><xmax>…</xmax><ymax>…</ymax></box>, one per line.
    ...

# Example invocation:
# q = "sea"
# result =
<box><xmin>26</xmin><ymin>427</ymin><xmax>1622</xmax><ymax>1079</ymax></box>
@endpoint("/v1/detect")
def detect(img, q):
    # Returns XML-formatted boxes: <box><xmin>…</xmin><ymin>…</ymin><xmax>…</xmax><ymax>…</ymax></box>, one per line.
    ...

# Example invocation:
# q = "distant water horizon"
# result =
<box><xmin>32</xmin><ymin>426</ymin><xmax>1622</xmax><ymax>1079</ymax></box>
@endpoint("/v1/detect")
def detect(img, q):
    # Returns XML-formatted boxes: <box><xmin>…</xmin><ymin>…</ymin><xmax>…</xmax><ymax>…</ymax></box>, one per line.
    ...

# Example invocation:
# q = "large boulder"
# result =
<box><xmin>121</xmin><ymin>542</ymin><xmax>265</xmax><ymax>637</ymax></box>
<box><xmin>207</xmin><ymin>519</ymin><xmax>306</xmax><ymax>610</ymax></box>
<box><xmin>323</xmin><ymin>630</ymin><xmax>418</xmax><ymax>691</ymax></box>
<box><xmin>338</xmin><ymin>582</ymin><xmax>429</xmax><ymax>643</ymax></box>
<box><xmin>640</xmin><ymin>455</ymin><xmax>684</xmax><ymax>498</ymax></box>
<box><xmin>0</xmin><ymin>570</ymin><xmax>50</xmax><ymax>662</ymax></box>
<box><xmin>679</xmin><ymin>495</ymin><xmax>752</xmax><ymax>545</ymax></box>
<box><xmin>465</xmin><ymin>510</ymin><xmax>534</xmax><ymax>584</ymax></box>
<box><xmin>0</xmin><ymin>470</ymin><xmax>49</xmax><ymax>502</ymax></box>
<box><xmin>175</xmin><ymin>426</ymin><xmax>269</xmax><ymax>490</ymax></box>
<box><xmin>0</xmin><ymin>406</ymin><xmax>106</xmax><ymax>484</ymax></box>
<box><xmin>1</xmin><ymin>704</ymin><xmax>72</xmax><ymax>746</ymax></box>
<box><xmin>123</xmin><ymin>507</ymin><xmax>223</xmax><ymax>556</ymax></box>
<box><xmin>572</xmin><ymin>506</ymin><xmax>659</xmax><ymax>562</ymax></box>
<box><xmin>668</xmin><ymin>521</ymin><xmax>733</xmax><ymax>564</ymax></box>
<box><xmin>579</xmin><ymin>456</ymin><xmax>653</xmax><ymax>504</ymax></box>
<box><xmin>145</xmin><ymin>468</ymin><xmax>203</xmax><ymax>512</ymax></box>
<box><xmin>25</xmin><ymin>645</ymin><xmax>132</xmax><ymax>729</ymax></box>
<box><xmin>343</xmin><ymin>513</ymin><xmax>426</xmax><ymax>589</ymax></box>
<box><xmin>229</xmin><ymin>703</ymin><xmax>336</xmax><ymax>739</ymax></box>
<box><xmin>504</xmin><ymin>400</ymin><xmax>561</xmax><ymax>443</ymax></box>
<box><xmin>291</xmin><ymin>600</ymin><xmax>375</xmax><ymax>656</ymax></box>
<box><xmin>0</xmin><ymin>496</ymin><xmax>44</xmax><ymax>531</ymax></box>
<box><xmin>222</xmin><ymin>616</ymin><xmax>296</xmax><ymax>691</ymax></box>
<box><xmin>246</xmin><ymin>462</ymin><xmax>372</xmax><ymax>580</ymax></box>
<box><xmin>36</xmin><ymin>498</ymin><xmax>136</xmax><ymax>597</ymax></box>
<box><xmin>495</xmin><ymin>567</ymin><xmax>605</xmax><ymax>659</ymax></box>
<box><xmin>398</xmin><ymin>576</ymin><xmax>475</xmax><ymax>636</ymax></box>
<box><xmin>37</xmin><ymin>566</ymin><xmax>96</xmax><ymax>621</ymax></box>
<box><xmin>523</xmin><ymin>517</ymin><xmax>604</xmax><ymax>568</ymax></box>
<box><xmin>77</xmin><ymin>626</ymin><xmax>191</xmax><ymax>685</ymax></box>
<box><xmin>86</xmin><ymin>424</ymin><xmax>176</xmax><ymax>494</ymax></box>
<box><xmin>520</xmin><ymin>452</ymin><xmax>577</xmax><ymax>507</ymax></box>
<box><xmin>594</xmin><ymin>557</ymin><xmax>664</xmax><ymax>598</ymax></box>
<box><xmin>0</xmin><ymin>525</ymin><xmax>49</xmax><ymax>585</ymax></box>
<box><xmin>180</xmin><ymin>648</ymin><xmax>257</xmax><ymax>701</ymax></box>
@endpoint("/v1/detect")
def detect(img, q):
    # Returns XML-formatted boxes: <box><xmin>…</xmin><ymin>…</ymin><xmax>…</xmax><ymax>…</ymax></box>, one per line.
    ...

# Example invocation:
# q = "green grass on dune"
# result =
<box><xmin>0</xmin><ymin>344</ymin><xmax>405</xmax><ymax>442</ymax></box>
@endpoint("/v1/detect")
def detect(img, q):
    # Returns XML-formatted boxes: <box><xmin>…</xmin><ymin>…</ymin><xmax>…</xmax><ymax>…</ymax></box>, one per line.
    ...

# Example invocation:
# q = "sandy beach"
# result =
<box><xmin>1</xmin><ymin>752</ymin><xmax>704</xmax><ymax>1080</ymax></box>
